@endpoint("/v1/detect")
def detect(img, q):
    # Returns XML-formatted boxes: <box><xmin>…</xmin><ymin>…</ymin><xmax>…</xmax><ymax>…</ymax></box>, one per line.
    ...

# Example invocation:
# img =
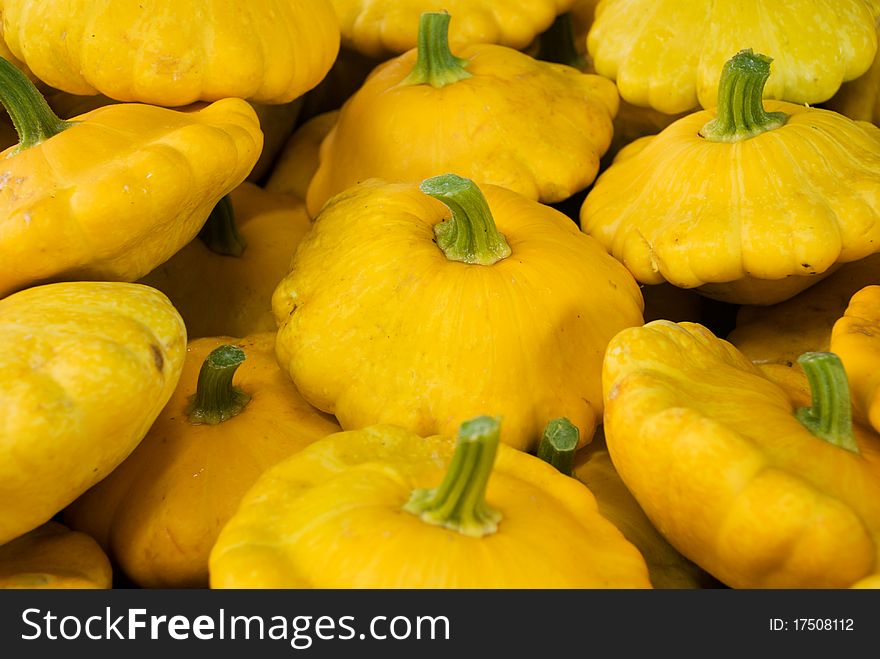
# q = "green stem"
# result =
<box><xmin>0</xmin><ymin>56</ymin><xmax>72</xmax><ymax>153</ymax></box>
<box><xmin>537</xmin><ymin>13</ymin><xmax>587</xmax><ymax>71</ymax></box>
<box><xmin>198</xmin><ymin>195</ymin><xmax>246</xmax><ymax>257</ymax></box>
<box><xmin>794</xmin><ymin>352</ymin><xmax>859</xmax><ymax>454</ymax></box>
<box><xmin>537</xmin><ymin>417</ymin><xmax>579</xmax><ymax>476</ymax></box>
<box><xmin>400</xmin><ymin>12</ymin><xmax>471</xmax><ymax>88</ymax></box>
<box><xmin>421</xmin><ymin>174</ymin><xmax>511</xmax><ymax>265</ymax></box>
<box><xmin>699</xmin><ymin>49</ymin><xmax>787</xmax><ymax>143</ymax></box>
<box><xmin>403</xmin><ymin>416</ymin><xmax>503</xmax><ymax>537</ymax></box>
<box><xmin>186</xmin><ymin>345</ymin><xmax>251</xmax><ymax>425</ymax></box>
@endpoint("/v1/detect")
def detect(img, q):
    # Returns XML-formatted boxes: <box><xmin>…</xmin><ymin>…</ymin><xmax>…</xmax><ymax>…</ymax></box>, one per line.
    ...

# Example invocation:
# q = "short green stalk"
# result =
<box><xmin>186</xmin><ymin>345</ymin><xmax>251</xmax><ymax>425</ymax></box>
<box><xmin>403</xmin><ymin>416</ymin><xmax>503</xmax><ymax>537</ymax></box>
<box><xmin>699</xmin><ymin>49</ymin><xmax>787</xmax><ymax>143</ymax></box>
<box><xmin>795</xmin><ymin>352</ymin><xmax>859</xmax><ymax>454</ymax></box>
<box><xmin>420</xmin><ymin>174</ymin><xmax>511</xmax><ymax>266</ymax></box>
<box><xmin>536</xmin><ymin>417</ymin><xmax>579</xmax><ymax>476</ymax></box>
<box><xmin>400</xmin><ymin>12</ymin><xmax>471</xmax><ymax>88</ymax></box>
<box><xmin>198</xmin><ymin>195</ymin><xmax>247</xmax><ymax>257</ymax></box>
<box><xmin>0</xmin><ymin>56</ymin><xmax>72</xmax><ymax>154</ymax></box>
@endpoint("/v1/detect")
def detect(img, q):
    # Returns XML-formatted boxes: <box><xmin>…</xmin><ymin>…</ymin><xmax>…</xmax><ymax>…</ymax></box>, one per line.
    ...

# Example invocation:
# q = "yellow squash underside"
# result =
<box><xmin>0</xmin><ymin>282</ymin><xmax>186</xmax><ymax>545</ymax></box>
<box><xmin>1</xmin><ymin>0</ymin><xmax>340</xmax><ymax>105</ymax></box>
<box><xmin>0</xmin><ymin>98</ymin><xmax>263</xmax><ymax>299</ymax></box>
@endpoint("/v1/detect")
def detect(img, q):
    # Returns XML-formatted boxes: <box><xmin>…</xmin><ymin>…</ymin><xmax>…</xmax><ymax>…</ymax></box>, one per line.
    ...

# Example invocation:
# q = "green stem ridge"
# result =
<box><xmin>421</xmin><ymin>174</ymin><xmax>511</xmax><ymax>266</ymax></box>
<box><xmin>186</xmin><ymin>344</ymin><xmax>251</xmax><ymax>425</ymax></box>
<box><xmin>0</xmin><ymin>56</ymin><xmax>72</xmax><ymax>153</ymax></box>
<box><xmin>795</xmin><ymin>352</ymin><xmax>859</xmax><ymax>454</ymax></box>
<box><xmin>198</xmin><ymin>195</ymin><xmax>246</xmax><ymax>257</ymax></box>
<box><xmin>401</xmin><ymin>12</ymin><xmax>471</xmax><ymax>88</ymax></box>
<box><xmin>537</xmin><ymin>13</ymin><xmax>587</xmax><ymax>71</ymax></box>
<box><xmin>403</xmin><ymin>415</ymin><xmax>503</xmax><ymax>537</ymax></box>
<box><xmin>537</xmin><ymin>417</ymin><xmax>579</xmax><ymax>476</ymax></box>
<box><xmin>699</xmin><ymin>49</ymin><xmax>788</xmax><ymax>143</ymax></box>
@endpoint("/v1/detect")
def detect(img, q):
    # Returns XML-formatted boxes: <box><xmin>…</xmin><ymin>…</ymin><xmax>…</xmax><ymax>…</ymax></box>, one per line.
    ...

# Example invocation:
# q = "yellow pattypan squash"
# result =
<box><xmin>0</xmin><ymin>282</ymin><xmax>186</xmax><ymax>546</ymax></box>
<box><xmin>330</xmin><ymin>0</ymin><xmax>575</xmax><ymax>57</ymax></box>
<box><xmin>273</xmin><ymin>174</ymin><xmax>643</xmax><ymax>452</ymax></box>
<box><xmin>0</xmin><ymin>59</ymin><xmax>262</xmax><ymax>299</ymax></box>
<box><xmin>581</xmin><ymin>50</ymin><xmax>880</xmax><ymax>306</ymax></box>
<box><xmin>604</xmin><ymin>320</ymin><xmax>880</xmax><ymax>588</ymax></box>
<box><xmin>831</xmin><ymin>286</ymin><xmax>880</xmax><ymax>435</ymax></box>
<box><xmin>65</xmin><ymin>334</ymin><xmax>341</xmax><ymax>589</ymax></box>
<box><xmin>265</xmin><ymin>111</ymin><xmax>338</xmax><ymax>201</ymax></box>
<box><xmin>139</xmin><ymin>184</ymin><xmax>312</xmax><ymax>339</ymax></box>
<box><xmin>1</xmin><ymin>0</ymin><xmax>340</xmax><ymax>106</ymax></box>
<box><xmin>210</xmin><ymin>416</ymin><xmax>651</xmax><ymax>588</ymax></box>
<box><xmin>536</xmin><ymin>9</ymin><xmax>685</xmax><ymax>163</ymax></box>
<box><xmin>306</xmin><ymin>12</ymin><xmax>617</xmax><ymax>215</ymax></box>
<box><xmin>532</xmin><ymin>421</ymin><xmax>720</xmax><ymax>589</ymax></box>
<box><xmin>588</xmin><ymin>0</ymin><xmax>877</xmax><ymax>114</ymax></box>
<box><xmin>0</xmin><ymin>522</ymin><xmax>111</xmax><ymax>589</ymax></box>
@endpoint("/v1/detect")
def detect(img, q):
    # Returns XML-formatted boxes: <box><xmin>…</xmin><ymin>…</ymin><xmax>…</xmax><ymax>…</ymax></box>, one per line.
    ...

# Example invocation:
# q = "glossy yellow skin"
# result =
<box><xmin>573</xmin><ymin>429</ymin><xmax>720</xmax><ymax>589</ymax></box>
<box><xmin>306</xmin><ymin>45</ymin><xmax>618</xmax><ymax>214</ymax></box>
<box><xmin>1</xmin><ymin>0</ymin><xmax>340</xmax><ymax>106</ymax></box>
<box><xmin>139</xmin><ymin>183</ymin><xmax>312</xmax><ymax>339</ymax></box>
<box><xmin>0</xmin><ymin>522</ymin><xmax>111</xmax><ymax>589</ymax></box>
<box><xmin>588</xmin><ymin>0</ymin><xmax>878</xmax><ymax>114</ymax></box>
<box><xmin>274</xmin><ymin>180</ymin><xmax>644</xmax><ymax>452</ymax></box>
<box><xmin>265</xmin><ymin>111</ymin><xmax>338</xmax><ymax>201</ymax></box>
<box><xmin>0</xmin><ymin>98</ymin><xmax>262</xmax><ymax>299</ymax></box>
<box><xmin>210</xmin><ymin>424</ymin><xmax>651</xmax><ymax>588</ymax></box>
<box><xmin>831</xmin><ymin>286</ymin><xmax>880</xmax><ymax>434</ymax></box>
<box><xmin>65</xmin><ymin>333</ymin><xmax>341</xmax><ymax>589</ymax></box>
<box><xmin>604</xmin><ymin>320</ymin><xmax>880</xmax><ymax>588</ymax></box>
<box><xmin>729</xmin><ymin>254</ymin><xmax>880</xmax><ymax>392</ymax></box>
<box><xmin>581</xmin><ymin>105</ymin><xmax>880</xmax><ymax>305</ymax></box>
<box><xmin>0</xmin><ymin>282</ymin><xmax>186</xmax><ymax>545</ymax></box>
<box><xmin>43</xmin><ymin>91</ymin><xmax>299</xmax><ymax>185</ymax></box>
<box><xmin>331</xmin><ymin>0</ymin><xmax>575</xmax><ymax>57</ymax></box>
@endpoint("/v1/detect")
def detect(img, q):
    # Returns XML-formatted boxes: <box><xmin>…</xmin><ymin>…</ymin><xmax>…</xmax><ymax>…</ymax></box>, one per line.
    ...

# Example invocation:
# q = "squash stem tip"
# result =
<box><xmin>187</xmin><ymin>344</ymin><xmax>251</xmax><ymax>425</ymax></box>
<box><xmin>0</xmin><ymin>57</ymin><xmax>72</xmax><ymax>153</ymax></box>
<box><xmin>403</xmin><ymin>415</ymin><xmax>503</xmax><ymax>537</ymax></box>
<box><xmin>421</xmin><ymin>173</ymin><xmax>511</xmax><ymax>266</ymax></box>
<box><xmin>400</xmin><ymin>12</ymin><xmax>471</xmax><ymax>88</ymax></box>
<box><xmin>794</xmin><ymin>352</ymin><xmax>859</xmax><ymax>454</ymax></box>
<box><xmin>537</xmin><ymin>417</ymin><xmax>579</xmax><ymax>476</ymax></box>
<box><xmin>199</xmin><ymin>195</ymin><xmax>247</xmax><ymax>257</ymax></box>
<box><xmin>699</xmin><ymin>49</ymin><xmax>788</xmax><ymax>143</ymax></box>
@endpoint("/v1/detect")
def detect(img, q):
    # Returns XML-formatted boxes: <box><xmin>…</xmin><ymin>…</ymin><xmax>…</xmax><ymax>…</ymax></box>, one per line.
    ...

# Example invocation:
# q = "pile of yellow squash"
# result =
<box><xmin>2</xmin><ymin>0</ymin><xmax>880</xmax><ymax>590</ymax></box>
